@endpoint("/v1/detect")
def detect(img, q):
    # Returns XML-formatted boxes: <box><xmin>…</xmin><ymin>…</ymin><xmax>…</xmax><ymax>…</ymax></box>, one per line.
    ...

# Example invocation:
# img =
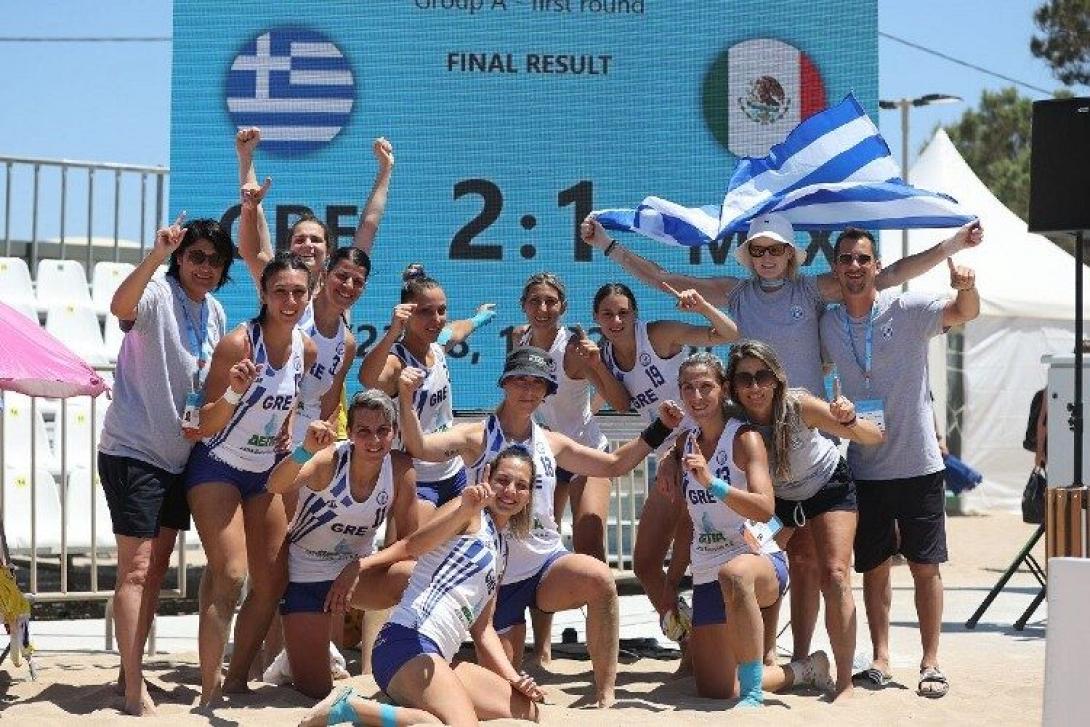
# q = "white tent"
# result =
<box><xmin>879</xmin><ymin>129</ymin><xmax>1090</xmax><ymax>511</ymax></box>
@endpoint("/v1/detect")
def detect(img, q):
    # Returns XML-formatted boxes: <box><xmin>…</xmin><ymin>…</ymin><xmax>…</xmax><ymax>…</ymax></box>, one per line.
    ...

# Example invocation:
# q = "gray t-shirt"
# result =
<box><xmin>758</xmin><ymin>390</ymin><xmax>841</xmax><ymax>501</ymax></box>
<box><xmin>98</xmin><ymin>274</ymin><xmax>227</xmax><ymax>473</ymax></box>
<box><xmin>819</xmin><ymin>290</ymin><xmax>946</xmax><ymax>481</ymax></box>
<box><xmin>727</xmin><ymin>275</ymin><xmax>828</xmax><ymax>400</ymax></box>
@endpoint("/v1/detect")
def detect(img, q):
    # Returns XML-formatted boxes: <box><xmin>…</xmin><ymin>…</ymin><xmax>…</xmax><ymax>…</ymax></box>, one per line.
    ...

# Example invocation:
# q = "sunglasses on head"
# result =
<box><xmin>837</xmin><ymin>253</ymin><xmax>873</xmax><ymax>266</ymax></box>
<box><xmin>185</xmin><ymin>249</ymin><xmax>226</xmax><ymax>267</ymax></box>
<box><xmin>748</xmin><ymin>241</ymin><xmax>788</xmax><ymax>258</ymax></box>
<box><xmin>733</xmin><ymin>369</ymin><xmax>777</xmax><ymax>389</ymax></box>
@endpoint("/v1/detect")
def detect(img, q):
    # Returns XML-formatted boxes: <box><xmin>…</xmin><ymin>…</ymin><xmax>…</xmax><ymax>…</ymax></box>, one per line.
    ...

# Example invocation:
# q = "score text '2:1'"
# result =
<box><xmin>451</xmin><ymin>179</ymin><xmax>593</xmax><ymax>262</ymax></box>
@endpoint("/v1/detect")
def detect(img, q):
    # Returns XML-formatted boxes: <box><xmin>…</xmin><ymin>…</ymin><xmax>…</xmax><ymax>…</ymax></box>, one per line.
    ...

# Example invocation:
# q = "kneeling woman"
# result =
<box><xmin>398</xmin><ymin>346</ymin><xmax>684</xmax><ymax>708</ymax></box>
<box><xmin>300</xmin><ymin>446</ymin><xmax>544</xmax><ymax>727</ymax></box>
<box><xmin>668</xmin><ymin>353</ymin><xmax>829</xmax><ymax>706</ymax></box>
<box><xmin>266</xmin><ymin>391</ymin><xmax>419</xmax><ymax>698</ymax></box>
<box><xmin>186</xmin><ymin>253</ymin><xmax>316</xmax><ymax>704</ymax></box>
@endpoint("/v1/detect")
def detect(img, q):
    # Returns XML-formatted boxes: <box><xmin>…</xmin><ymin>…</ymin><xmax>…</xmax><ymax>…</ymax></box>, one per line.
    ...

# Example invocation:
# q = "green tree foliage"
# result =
<box><xmin>942</xmin><ymin>88</ymin><xmax>1033</xmax><ymax>222</ymax></box>
<box><xmin>1030</xmin><ymin>0</ymin><xmax>1090</xmax><ymax>86</ymax></box>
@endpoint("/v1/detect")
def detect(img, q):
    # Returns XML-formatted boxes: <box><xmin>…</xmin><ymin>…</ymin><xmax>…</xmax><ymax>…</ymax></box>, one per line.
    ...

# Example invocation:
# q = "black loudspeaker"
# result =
<box><xmin>1029</xmin><ymin>97</ymin><xmax>1090</xmax><ymax>233</ymax></box>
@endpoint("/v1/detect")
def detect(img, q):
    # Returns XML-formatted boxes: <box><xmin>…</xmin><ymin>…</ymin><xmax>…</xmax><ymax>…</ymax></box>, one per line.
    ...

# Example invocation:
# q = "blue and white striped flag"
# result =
<box><xmin>226</xmin><ymin>28</ymin><xmax>355</xmax><ymax>155</ymax></box>
<box><xmin>596</xmin><ymin>93</ymin><xmax>973</xmax><ymax>247</ymax></box>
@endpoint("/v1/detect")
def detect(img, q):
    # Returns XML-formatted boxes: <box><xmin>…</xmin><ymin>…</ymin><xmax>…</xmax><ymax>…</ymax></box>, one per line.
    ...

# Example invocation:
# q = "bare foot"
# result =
<box><xmin>197</xmin><ymin>682</ymin><xmax>223</xmax><ymax>709</ymax></box>
<box><xmin>123</xmin><ymin>683</ymin><xmax>157</xmax><ymax>716</ymax></box>
<box><xmin>831</xmin><ymin>683</ymin><xmax>854</xmax><ymax>702</ymax></box>
<box><xmin>672</xmin><ymin>647</ymin><xmax>693</xmax><ymax>680</ymax></box>
<box><xmin>222</xmin><ymin>677</ymin><xmax>253</xmax><ymax>695</ymax></box>
<box><xmin>526</xmin><ymin>650</ymin><xmax>552</xmax><ymax>670</ymax></box>
<box><xmin>298</xmin><ymin>686</ymin><xmax>348</xmax><ymax>727</ymax></box>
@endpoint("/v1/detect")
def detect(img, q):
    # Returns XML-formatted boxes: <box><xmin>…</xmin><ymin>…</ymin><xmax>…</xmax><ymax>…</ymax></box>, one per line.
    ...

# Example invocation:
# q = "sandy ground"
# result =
<box><xmin>0</xmin><ymin>512</ymin><xmax>1047</xmax><ymax>726</ymax></box>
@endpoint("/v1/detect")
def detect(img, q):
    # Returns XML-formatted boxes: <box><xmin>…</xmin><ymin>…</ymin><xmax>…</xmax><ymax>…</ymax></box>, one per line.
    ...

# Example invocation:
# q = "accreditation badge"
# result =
<box><xmin>856</xmin><ymin>399</ymin><xmax>886</xmax><ymax>435</ymax></box>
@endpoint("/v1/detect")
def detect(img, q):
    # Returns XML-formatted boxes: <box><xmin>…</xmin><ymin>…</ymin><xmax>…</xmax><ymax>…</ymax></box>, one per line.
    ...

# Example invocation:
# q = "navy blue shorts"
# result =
<box><xmin>417</xmin><ymin>467</ymin><xmax>467</xmax><ymax>506</ymax></box>
<box><xmin>692</xmin><ymin>551</ymin><xmax>790</xmax><ymax>627</ymax></box>
<box><xmin>493</xmin><ymin>550</ymin><xmax>567</xmax><ymax>633</ymax></box>
<box><xmin>183</xmin><ymin>442</ymin><xmax>282</xmax><ymax>500</ymax></box>
<box><xmin>371</xmin><ymin>622</ymin><xmax>445</xmax><ymax>694</ymax></box>
<box><xmin>774</xmin><ymin>457</ymin><xmax>857</xmax><ymax>528</ymax></box>
<box><xmin>278</xmin><ymin>579</ymin><xmax>334</xmax><ymax>615</ymax></box>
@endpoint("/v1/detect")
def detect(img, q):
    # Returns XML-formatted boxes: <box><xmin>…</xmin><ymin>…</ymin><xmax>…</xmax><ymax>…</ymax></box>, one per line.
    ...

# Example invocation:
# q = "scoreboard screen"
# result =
<box><xmin>171</xmin><ymin>0</ymin><xmax>877</xmax><ymax>408</ymax></box>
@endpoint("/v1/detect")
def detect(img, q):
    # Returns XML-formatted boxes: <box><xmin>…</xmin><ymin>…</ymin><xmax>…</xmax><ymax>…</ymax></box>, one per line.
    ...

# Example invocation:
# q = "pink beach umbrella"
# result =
<box><xmin>0</xmin><ymin>301</ymin><xmax>109</xmax><ymax>398</ymax></box>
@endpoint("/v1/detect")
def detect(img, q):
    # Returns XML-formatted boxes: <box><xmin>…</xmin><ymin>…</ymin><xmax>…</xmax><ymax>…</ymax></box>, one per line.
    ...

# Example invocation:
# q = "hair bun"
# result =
<box><xmin>402</xmin><ymin>263</ymin><xmax>427</xmax><ymax>285</ymax></box>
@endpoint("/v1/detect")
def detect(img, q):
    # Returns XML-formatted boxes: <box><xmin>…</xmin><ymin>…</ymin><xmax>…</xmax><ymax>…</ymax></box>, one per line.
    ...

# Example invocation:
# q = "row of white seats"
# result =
<box><xmin>2</xmin><ymin>392</ymin><xmax>107</xmax><ymax>476</ymax></box>
<box><xmin>0</xmin><ymin>256</ymin><xmax>138</xmax><ymax>317</ymax></box>
<box><xmin>7</xmin><ymin>300</ymin><xmax>124</xmax><ymax>366</ymax></box>
<box><xmin>2</xmin><ymin>464</ymin><xmax>113</xmax><ymax>552</ymax></box>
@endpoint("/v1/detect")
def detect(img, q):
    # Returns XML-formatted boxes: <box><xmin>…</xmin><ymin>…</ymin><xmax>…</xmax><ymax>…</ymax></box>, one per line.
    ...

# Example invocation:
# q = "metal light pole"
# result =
<box><xmin>879</xmin><ymin>94</ymin><xmax>962</xmax><ymax>291</ymax></box>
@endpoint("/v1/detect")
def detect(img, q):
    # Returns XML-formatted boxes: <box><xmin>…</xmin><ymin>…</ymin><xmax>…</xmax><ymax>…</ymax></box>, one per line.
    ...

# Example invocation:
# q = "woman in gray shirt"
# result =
<box><xmin>97</xmin><ymin>216</ymin><xmax>231</xmax><ymax>715</ymax></box>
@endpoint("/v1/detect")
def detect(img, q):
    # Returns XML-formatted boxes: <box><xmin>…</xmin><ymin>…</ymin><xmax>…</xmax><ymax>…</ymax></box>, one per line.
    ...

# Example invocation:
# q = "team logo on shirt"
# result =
<box><xmin>881</xmin><ymin>322</ymin><xmax>894</xmax><ymax>339</ymax></box>
<box><xmin>790</xmin><ymin>304</ymin><xmax>804</xmax><ymax>320</ymax></box>
<box><xmin>376</xmin><ymin>489</ymin><xmax>390</xmax><ymax>506</ymax></box>
<box><xmin>639</xmin><ymin>352</ymin><xmax>652</xmax><ymax>367</ymax></box>
<box><xmin>716</xmin><ymin>450</ymin><xmax>729</xmax><ymax>465</ymax></box>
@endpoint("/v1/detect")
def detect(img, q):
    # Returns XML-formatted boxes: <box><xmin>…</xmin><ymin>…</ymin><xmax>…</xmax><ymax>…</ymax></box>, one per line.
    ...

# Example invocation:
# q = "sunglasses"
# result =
<box><xmin>837</xmin><ymin>253</ymin><xmax>873</xmax><ymax>266</ymax></box>
<box><xmin>733</xmin><ymin>369</ymin><xmax>777</xmax><ymax>389</ymax></box>
<box><xmin>185</xmin><ymin>249</ymin><xmax>226</xmax><ymax>267</ymax></box>
<box><xmin>748</xmin><ymin>242</ymin><xmax>788</xmax><ymax>258</ymax></box>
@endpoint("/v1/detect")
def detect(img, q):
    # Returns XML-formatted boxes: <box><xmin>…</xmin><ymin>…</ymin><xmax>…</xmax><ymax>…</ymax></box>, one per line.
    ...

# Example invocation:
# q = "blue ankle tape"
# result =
<box><xmin>379</xmin><ymin>702</ymin><xmax>398</xmax><ymax>727</ymax></box>
<box><xmin>327</xmin><ymin>687</ymin><xmax>361</xmax><ymax>726</ymax></box>
<box><xmin>738</xmin><ymin>660</ymin><xmax>764</xmax><ymax>707</ymax></box>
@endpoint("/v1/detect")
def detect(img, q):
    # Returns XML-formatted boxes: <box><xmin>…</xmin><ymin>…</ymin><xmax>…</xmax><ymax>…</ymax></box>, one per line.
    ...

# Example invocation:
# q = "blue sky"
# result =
<box><xmin>0</xmin><ymin>1</ymin><xmax>1081</xmax><ymax>231</ymax></box>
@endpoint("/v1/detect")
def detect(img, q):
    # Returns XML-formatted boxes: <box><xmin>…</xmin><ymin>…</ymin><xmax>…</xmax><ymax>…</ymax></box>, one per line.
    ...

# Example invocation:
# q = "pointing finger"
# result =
<box><xmin>947</xmin><ymin>257</ymin><xmax>957</xmax><ymax>273</ymax></box>
<box><xmin>660</xmin><ymin>281</ymin><xmax>681</xmax><ymax>298</ymax></box>
<box><xmin>173</xmin><ymin>210</ymin><xmax>187</xmax><ymax>228</ymax></box>
<box><xmin>832</xmin><ymin>375</ymin><xmax>841</xmax><ymax>401</ymax></box>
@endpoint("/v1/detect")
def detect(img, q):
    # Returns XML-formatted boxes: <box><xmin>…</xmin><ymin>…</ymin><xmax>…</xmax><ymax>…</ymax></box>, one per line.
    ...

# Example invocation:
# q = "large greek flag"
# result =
<box><xmin>225</xmin><ymin>28</ymin><xmax>355</xmax><ymax>155</ymax></box>
<box><xmin>595</xmin><ymin>94</ymin><xmax>973</xmax><ymax>247</ymax></box>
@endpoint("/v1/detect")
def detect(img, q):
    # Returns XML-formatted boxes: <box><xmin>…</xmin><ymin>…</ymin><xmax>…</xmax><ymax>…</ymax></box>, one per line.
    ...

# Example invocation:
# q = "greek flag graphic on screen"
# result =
<box><xmin>225</xmin><ymin>27</ymin><xmax>354</xmax><ymax>155</ymax></box>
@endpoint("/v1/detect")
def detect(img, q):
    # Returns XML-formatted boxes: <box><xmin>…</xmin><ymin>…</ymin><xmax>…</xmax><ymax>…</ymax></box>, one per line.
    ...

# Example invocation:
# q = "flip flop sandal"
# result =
<box><xmin>918</xmin><ymin>667</ymin><xmax>949</xmax><ymax>698</ymax></box>
<box><xmin>852</xmin><ymin>667</ymin><xmax>893</xmax><ymax>687</ymax></box>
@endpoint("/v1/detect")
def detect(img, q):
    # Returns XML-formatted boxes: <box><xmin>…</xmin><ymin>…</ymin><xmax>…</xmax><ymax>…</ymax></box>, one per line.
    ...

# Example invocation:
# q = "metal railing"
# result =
<box><xmin>1</xmin><ymin>155</ymin><xmax>168</xmax><ymax>271</ymax></box>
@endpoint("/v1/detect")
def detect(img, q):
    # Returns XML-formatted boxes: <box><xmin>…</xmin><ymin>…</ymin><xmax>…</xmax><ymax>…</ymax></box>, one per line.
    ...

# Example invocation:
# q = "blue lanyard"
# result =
<box><xmin>841</xmin><ymin>304</ymin><xmax>875</xmax><ymax>390</ymax></box>
<box><xmin>174</xmin><ymin>287</ymin><xmax>209</xmax><ymax>384</ymax></box>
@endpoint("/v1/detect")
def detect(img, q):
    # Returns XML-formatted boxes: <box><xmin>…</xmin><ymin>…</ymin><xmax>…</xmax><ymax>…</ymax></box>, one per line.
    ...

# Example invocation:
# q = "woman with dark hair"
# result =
<box><xmin>664</xmin><ymin>353</ymin><xmax>831</xmax><ymax>705</ymax></box>
<box><xmin>717</xmin><ymin>341</ymin><xmax>880</xmax><ymax>698</ymax></box>
<box><xmin>98</xmin><ymin>214</ymin><xmax>232</xmax><ymax>715</ymax></box>
<box><xmin>397</xmin><ymin>346</ymin><xmax>685</xmax><ymax>708</ymax></box>
<box><xmin>359</xmin><ymin>264</ymin><xmax>495</xmax><ymax>519</ymax></box>
<box><xmin>592</xmin><ymin>281</ymin><xmax>738</xmax><ymax>438</ymax></box>
<box><xmin>184</xmin><ymin>252</ymin><xmax>317</xmax><ymax>705</ymax></box>
<box><xmin>299</xmin><ymin>446</ymin><xmax>544</xmax><ymax>727</ymax></box>
<box><xmin>265</xmin><ymin>391</ymin><xmax>418</xmax><ymax>699</ymax></box>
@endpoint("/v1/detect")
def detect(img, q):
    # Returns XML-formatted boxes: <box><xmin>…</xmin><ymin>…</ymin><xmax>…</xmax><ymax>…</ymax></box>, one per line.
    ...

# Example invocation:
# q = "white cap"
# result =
<box><xmin>735</xmin><ymin>213</ymin><xmax>807</xmax><ymax>270</ymax></box>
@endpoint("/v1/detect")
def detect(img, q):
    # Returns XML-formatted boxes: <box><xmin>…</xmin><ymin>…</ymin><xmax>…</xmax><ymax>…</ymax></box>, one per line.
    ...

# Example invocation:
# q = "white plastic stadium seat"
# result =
<box><xmin>60</xmin><ymin>465</ymin><xmax>114</xmax><ymax>550</ymax></box>
<box><xmin>2</xmin><ymin>465</ymin><xmax>63</xmax><ymax>553</ymax></box>
<box><xmin>56</xmin><ymin>396</ymin><xmax>107</xmax><ymax>471</ymax></box>
<box><xmin>0</xmin><ymin>257</ymin><xmax>36</xmax><ymax>309</ymax></box>
<box><xmin>6</xmin><ymin>300</ymin><xmax>39</xmax><ymax>323</ymax></box>
<box><xmin>104</xmin><ymin>313</ymin><xmax>126</xmax><ymax>363</ymax></box>
<box><xmin>1</xmin><ymin>392</ymin><xmax>60</xmax><ymax>474</ymax></box>
<box><xmin>91</xmin><ymin>261</ymin><xmax>135</xmax><ymax>317</ymax></box>
<box><xmin>45</xmin><ymin>303</ymin><xmax>110</xmax><ymax>367</ymax></box>
<box><xmin>35</xmin><ymin>259</ymin><xmax>91</xmax><ymax>312</ymax></box>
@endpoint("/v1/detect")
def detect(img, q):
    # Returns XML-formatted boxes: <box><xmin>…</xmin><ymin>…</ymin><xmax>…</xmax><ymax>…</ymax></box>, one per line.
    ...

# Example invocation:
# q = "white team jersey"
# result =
<box><xmin>392</xmin><ymin>342</ymin><xmax>462</xmax><ymax>482</ymax></box>
<box><xmin>683</xmin><ymin>420</ymin><xmax>781</xmax><ymax>585</ymax></box>
<box><xmin>389</xmin><ymin>511</ymin><xmax>505</xmax><ymax>661</ymax></box>
<box><xmin>292</xmin><ymin>304</ymin><xmax>347</xmax><ymax>444</ymax></box>
<box><xmin>468</xmin><ymin>414</ymin><xmax>565</xmax><ymax>584</ymax></box>
<box><xmin>286</xmin><ymin>442</ymin><xmax>395</xmax><ymax>583</ymax></box>
<box><xmin>518</xmin><ymin>327</ymin><xmax>606</xmax><ymax>449</ymax></box>
<box><xmin>602</xmin><ymin>319</ymin><xmax>692</xmax><ymax>452</ymax></box>
<box><xmin>204</xmin><ymin>322</ymin><xmax>304</xmax><ymax>472</ymax></box>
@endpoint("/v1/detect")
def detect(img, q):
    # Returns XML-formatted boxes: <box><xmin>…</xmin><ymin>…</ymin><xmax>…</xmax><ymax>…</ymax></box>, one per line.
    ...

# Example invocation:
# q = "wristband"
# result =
<box><xmin>640</xmin><ymin>418</ymin><xmax>672</xmax><ymax>449</ymax></box>
<box><xmin>222</xmin><ymin>388</ymin><xmax>243</xmax><ymax>406</ymax></box>
<box><xmin>604</xmin><ymin>239</ymin><xmax>618</xmax><ymax>257</ymax></box>
<box><xmin>843</xmin><ymin>415</ymin><xmax>858</xmax><ymax>427</ymax></box>
<box><xmin>469</xmin><ymin>308</ymin><xmax>496</xmax><ymax>330</ymax></box>
<box><xmin>291</xmin><ymin>444</ymin><xmax>314</xmax><ymax>465</ymax></box>
<box><xmin>708</xmin><ymin>477</ymin><xmax>730</xmax><ymax>501</ymax></box>
<box><xmin>436</xmin><ymin>325</ymin><xmax>453</xmax><ymax>346</ymax></box>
